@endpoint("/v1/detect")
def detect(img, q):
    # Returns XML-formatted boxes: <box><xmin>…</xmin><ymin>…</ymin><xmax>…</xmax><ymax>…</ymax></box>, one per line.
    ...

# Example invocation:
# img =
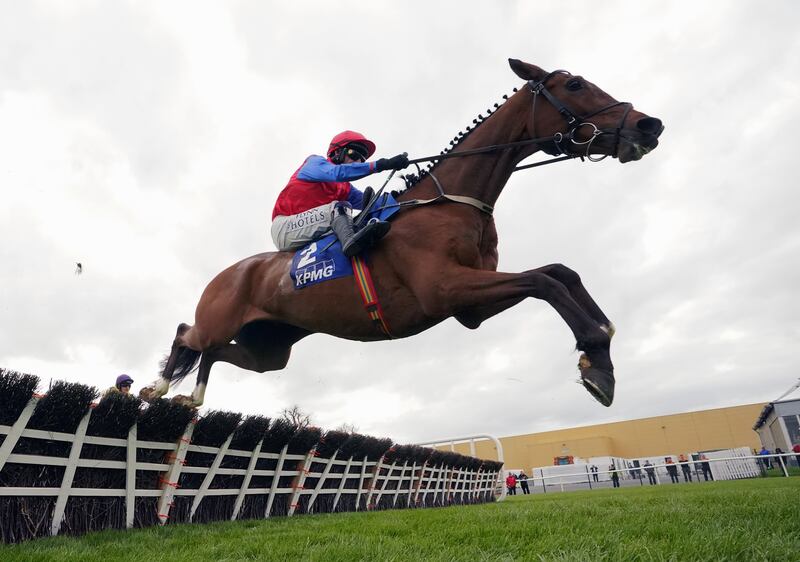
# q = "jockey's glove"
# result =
<box><xmin>375</xmin><ymin>153</ymin><xmax>410</xmax><ymax>172</ymax></box>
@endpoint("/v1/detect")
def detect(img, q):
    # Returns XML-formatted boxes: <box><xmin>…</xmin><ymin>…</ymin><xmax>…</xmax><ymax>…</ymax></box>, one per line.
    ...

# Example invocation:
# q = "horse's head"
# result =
<box><xmin>509</xmin><ymin>59</ymin><xmax>663</xmax><ymax>163</ymax></box>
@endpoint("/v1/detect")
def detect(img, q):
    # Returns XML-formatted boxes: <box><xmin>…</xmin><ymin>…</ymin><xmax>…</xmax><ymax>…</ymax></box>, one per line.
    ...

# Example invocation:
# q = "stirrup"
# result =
<box><xmin>342</xmin><ymin>220</ymin><xmax>390</xmax><ymax>257</ymax></box>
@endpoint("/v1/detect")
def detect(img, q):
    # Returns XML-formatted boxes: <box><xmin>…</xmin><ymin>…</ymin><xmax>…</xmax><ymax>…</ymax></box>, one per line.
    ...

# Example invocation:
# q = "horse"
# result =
<box><xmin>140</xmin><ymin>58</ymin><xmax>663</xmax><ymax>409</ymax></box>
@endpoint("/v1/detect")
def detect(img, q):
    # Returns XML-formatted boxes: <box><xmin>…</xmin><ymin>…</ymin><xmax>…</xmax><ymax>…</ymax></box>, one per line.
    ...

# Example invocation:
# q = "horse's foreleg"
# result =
<box><xmin>456</xmin><ymin>264</ymin><xmax>613</xmax><ymax>337</ymax></box>
<box><xmin>427</xmin><ymin>267</ymin><xmax>614</xmax><ymax>405</ymax></box>
<box><xmin>533</xmin><ymin>264</ymin><xmax>614</xmax><ymax>338</ymax></box>
<box><xmin>442</xmin><ymin>269</ymin><xmax>608</xmax><ymax>348</ymax></box>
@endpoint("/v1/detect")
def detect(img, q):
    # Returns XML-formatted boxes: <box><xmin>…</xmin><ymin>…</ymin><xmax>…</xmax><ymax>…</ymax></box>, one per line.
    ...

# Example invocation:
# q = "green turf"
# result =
<box><xmin>2</xmin><ymin>478</ymin><xmax>798</xmax><ymax>561</ymax></box>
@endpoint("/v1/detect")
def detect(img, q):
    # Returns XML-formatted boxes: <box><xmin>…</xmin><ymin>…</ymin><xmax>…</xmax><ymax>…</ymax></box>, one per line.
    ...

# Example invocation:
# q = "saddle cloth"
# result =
<box><xmin>290</xmin><ymin>193</ymin><xmax>400</xmax><ymax>290</ymax></box>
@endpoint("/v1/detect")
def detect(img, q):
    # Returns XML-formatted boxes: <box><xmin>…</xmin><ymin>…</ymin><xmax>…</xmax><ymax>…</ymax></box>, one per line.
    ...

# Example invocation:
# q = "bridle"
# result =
<box><xmin>358</xmin><ymin>71</ymin><xmax>635</xmax><ymax>221</ymax></box>
<box><xmin>527</xmin><ymin>70</ymin><xmax>633</xmax><ymax>164</ymax></box>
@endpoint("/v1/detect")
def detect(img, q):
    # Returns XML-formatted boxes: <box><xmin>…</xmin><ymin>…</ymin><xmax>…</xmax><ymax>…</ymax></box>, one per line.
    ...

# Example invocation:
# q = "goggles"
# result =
<box><xmin>345</xmin><ymin>144</ymin><xmax>369</xmax><ymax>162</ymax></box>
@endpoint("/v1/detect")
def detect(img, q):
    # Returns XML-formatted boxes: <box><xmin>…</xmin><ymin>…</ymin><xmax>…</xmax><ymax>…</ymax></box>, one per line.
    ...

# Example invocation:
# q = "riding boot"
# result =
<box><xmin>331</xmin><ymin>203</ymin><xmax>391</xmax><ymax>258</ymax></box>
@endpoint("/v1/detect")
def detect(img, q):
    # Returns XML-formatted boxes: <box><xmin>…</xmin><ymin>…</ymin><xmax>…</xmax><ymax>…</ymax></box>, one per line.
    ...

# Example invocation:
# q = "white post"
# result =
<box><xmin>264</xmin><ymin>444</ymin><xmax>288</xmax><ymax>518</ymax></box>
<box><xmin>190</xmin><ymin>433</ymin><xmax>233</xmax><ymax>521</ymax></box>
<box><xmin>231</xmin><ymin>438</ymin><xmax>264</xmax><ymax>521</ymax></box>
<box><xmin>391</xmin><ymin>460</ymin><xmax>408</xmax><ymax>507</ymax></box>
<box><xmin>420</xmin><ymin>464</ymin><xmax>433</xmax><ymax>506</ymax></box>
<box><xmin>454</xmin><ymin>467</ymin><xmax>467</xmax><ymax>503</ymax></box>
<box><xmin>331</xmin><ymin>455</ymin><xmax>354</xmax><ymax>512</ymax></box>
<box><xmin>369</xmin><ymin>457</ymin><xmax>395</xmax><ymax>510</ymax></box>
<box><xmin>412</xmin><ymin>461</ymin><xmax>427</xmax><ymax>507</ymax></box>
<box><xmin>157</xmin><ymin>420</ymin><xmax>195</xmax><ymax>525</ymax></box>
<box><xmin>373</xmin><ymin>459</ymin><xmax>399</xmax><ymax>508</ymax></box>
<box><xmin>405</xmin><ymin>462</ymin><xmax>417</xmax><ymax>508</ymax></box>
<box><xmin>0</xmin><ymin>397</ymin><xmax>37</xmax><ymax>472</ymax></box>
<box><xmin>433</xmin><ymin>463</ymin><xmax>446</xmax><ymax>506</ymax></box>
<box><xmin>777</xmin><ymin>454</ymin><xmax>788</xmax><ymax>477</ymax></box>
<box><xmin>471</xmin><ymin>467</ymin><xmax>482</xmax><ymax>502</ymax></box>
<box><xmin>125</xmin><ymin>423</ymin><xmax>137</xmax><ymax>529</ymax></box>
<box><xmin>51</xmin><ymin>408</ymin><xmax>92</xmax><ymax>536</ymax></box>
<box><xmin>444</xmin><ymin>465</ymin><xmax>455</xmax><ymax>505</ymax></box>
<box><xmin>306</xmin><ymin>450</ymin><xmax>338</xmax><ymax>514</ymax></box>
<box><xmin>354</xmin><ymin>455</ymin><xmax>369</xmax><ymax>511</ymax></box>
<box><xmin>287</xmin><ymin>449</ymin><xmax>316</xmax><ymax>517</ymax></box>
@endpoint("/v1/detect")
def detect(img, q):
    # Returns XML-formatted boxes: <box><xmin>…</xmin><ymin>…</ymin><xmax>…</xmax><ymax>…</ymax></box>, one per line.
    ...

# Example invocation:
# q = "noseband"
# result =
<box><xmin>528</xmin><ymin>70</ymin><xmax>633</xmax><ymax>162</ymax></box>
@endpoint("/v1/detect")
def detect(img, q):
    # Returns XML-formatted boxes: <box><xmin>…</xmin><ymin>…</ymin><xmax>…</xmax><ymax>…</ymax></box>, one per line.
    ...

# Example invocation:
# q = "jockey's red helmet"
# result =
<box><xmin>327</xmin><ymin>130</ymin><xmax>376</xmax><ymax>159</ymax></box>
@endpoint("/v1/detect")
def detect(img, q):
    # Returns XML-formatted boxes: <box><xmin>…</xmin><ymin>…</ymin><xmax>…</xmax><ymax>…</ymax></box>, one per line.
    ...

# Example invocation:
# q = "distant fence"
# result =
<box><xmin>521</xmin><ymin>447</ymin><xmax>796</xmax><ymax>493</ymax></box>
<box><xmin>0</xmin><ymin>369</ymin><xmax>502</xmax><ymax>544</ymax></box>
<box><xmin>416</xmin><ymin>434</ymin><xmax>506</xmax><ymax>501</ymax></box>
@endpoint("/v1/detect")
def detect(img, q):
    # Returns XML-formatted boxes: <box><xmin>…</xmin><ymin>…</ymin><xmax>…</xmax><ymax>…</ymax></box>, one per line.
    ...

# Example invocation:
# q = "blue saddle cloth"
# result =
<box><xmin>290</xmin><ymin>194</ymin><xmax>400</xmax><ymax>290</ymax></box>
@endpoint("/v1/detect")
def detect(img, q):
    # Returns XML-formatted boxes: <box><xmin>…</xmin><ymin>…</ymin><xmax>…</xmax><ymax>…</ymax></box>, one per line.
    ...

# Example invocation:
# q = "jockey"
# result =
<box><xmin>271</xmin><ymin>130</ymin><xmax>409</xmax><ymax>257</ymax></box>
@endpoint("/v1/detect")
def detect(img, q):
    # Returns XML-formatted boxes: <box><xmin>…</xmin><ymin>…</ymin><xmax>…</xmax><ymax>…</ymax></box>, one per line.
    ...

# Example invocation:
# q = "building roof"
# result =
<box><xmin>752</xmin><ymin>397</ymin><xmax>800</xmax><ymax>430</ymax></box>
<box><xmin>753</xmin><ymin>403</ymin><xmax>774</xmax><ymax>430</ymax></box>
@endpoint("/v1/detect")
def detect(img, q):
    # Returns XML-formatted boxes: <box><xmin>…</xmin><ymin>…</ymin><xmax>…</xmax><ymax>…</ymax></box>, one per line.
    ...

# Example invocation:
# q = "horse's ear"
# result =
<box><xmin>508</xmin><ymin>58</ymin><xmax>546</xmax><ymax>82</ymax></box>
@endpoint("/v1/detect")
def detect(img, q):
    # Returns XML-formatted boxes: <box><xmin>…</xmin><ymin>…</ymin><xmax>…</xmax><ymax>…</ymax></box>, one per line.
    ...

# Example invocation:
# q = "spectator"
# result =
<box><xmin>665</xmin><ymin>457</ymin><xmax>680</xmax><ymax>483</ymax></box>
<box><xmin>506</xmin><ymin>473</ymin><xmax>517</xmax><ymax>495</ymax></box>
<box><xmin>590</xmin><ymin>464</ymin><xmax>599</xmax><ymax>483</ymax></box>
<box><xmin>518</xmin><ymin>472</ymin><xmax>530</xmax><ymax>495</ymax></box>
<box><xmin>774</xmin><ymin>447</ymin><xmax>785</xmax><ymax>469</ymax></box>
<box><xmin>758</xmin><ymin>446</ymin><xmax>772</xmax><ymax>470</ymax></box>
<box><xmin>609</xmin><ymin>464</ymin><xmax>620</xmax><ymax>488</ymax></box>
<box><xmin>678</xmin><ymin>454</ymin><xmax>693</xmax><ymax>482</ymax></box>
<box><xmin>644</xmin><ymin>460</ymin><xmax>657</xmax><ymax>485</ymax></box>
<box><xmin>699</xmin><ymin>454</ymin><xmax>713</xmax><ymax>481</ymax></box>
<box><xmin>793</xmin><ymin>443</ymin><xmax>800</xmax><ymax>468</ymax></box>
<box><xmin>102</xmin><ymin>374</ymin><xmax>134</xmax><ymax>399</ymax></box>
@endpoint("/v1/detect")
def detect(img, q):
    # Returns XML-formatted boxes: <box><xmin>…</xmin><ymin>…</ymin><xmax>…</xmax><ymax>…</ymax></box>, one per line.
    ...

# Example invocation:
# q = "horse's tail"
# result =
<box><xmin>159</xmin><ymin>347</ymin><xmax>201</xmax><ymax>385</ymax></box>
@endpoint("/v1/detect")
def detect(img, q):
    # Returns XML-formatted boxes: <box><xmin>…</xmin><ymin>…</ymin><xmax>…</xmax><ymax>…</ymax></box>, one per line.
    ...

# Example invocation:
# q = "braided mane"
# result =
<box><xmin>398</xmin><ymin>86</ymin><xmax>521</xmax><ymax>191</ymax></box>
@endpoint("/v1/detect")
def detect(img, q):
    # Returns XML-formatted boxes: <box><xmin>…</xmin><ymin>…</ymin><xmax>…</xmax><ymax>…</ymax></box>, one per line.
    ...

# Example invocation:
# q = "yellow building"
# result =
<box><xmin>452</xmin><ymin>403</ymin><xmax>766</xmax><ymax>469</ymax></box>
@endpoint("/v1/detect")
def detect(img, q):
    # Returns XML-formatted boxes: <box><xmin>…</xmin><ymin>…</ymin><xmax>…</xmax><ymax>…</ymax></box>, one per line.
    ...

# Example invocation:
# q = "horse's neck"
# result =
<box><xmin>428</xmin><ymin>91</ymin><xmax>538</xmax><ymax>208</ymax></box>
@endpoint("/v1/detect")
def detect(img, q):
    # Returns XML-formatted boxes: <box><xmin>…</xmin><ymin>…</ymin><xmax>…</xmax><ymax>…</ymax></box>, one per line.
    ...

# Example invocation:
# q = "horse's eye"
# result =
<box><xmin>566</xmin><ymin>79</ymin><xmax>582</xmax><ymax>92</ymax></box>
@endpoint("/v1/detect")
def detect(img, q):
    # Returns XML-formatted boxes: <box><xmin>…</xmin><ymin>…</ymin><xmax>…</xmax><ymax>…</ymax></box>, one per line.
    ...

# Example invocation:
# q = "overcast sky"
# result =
<box><xmin>2</xmin><ymin>1</ymin><xmax>799</xmax><ymax>446</ymax></box>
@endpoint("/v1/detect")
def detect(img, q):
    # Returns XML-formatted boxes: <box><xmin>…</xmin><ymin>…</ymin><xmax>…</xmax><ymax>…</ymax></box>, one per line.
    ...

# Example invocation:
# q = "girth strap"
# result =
<box><xmin>401</xmin><ymin>172</ymin><xmax>494</xmax><ymax>215</ymax></box>
<box><xmin>351</xmin><ymin>255</ymin><xmax>393</xmax><ymax>338</ymax></box>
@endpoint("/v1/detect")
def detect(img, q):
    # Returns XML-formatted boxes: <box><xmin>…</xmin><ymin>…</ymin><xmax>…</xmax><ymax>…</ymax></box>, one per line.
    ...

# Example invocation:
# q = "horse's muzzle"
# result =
<box><xmin>616</xmin><ymin>117</ymin><xmax>664</xmax><ymax>163</ymax></box>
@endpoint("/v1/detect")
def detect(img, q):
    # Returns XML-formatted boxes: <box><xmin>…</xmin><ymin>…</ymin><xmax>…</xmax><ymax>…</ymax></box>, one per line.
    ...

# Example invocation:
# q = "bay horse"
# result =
<box><xmin>141</xmin><ymin>58</ymin><xmax>663</xmax><ymax>409</ymax></box>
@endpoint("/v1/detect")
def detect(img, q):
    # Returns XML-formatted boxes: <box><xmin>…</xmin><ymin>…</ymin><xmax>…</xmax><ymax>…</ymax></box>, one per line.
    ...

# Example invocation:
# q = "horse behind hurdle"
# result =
<box><xmin>141</xmin><ymin>58</ymin><xmax>664</xmax><ymax>409</ymax></box>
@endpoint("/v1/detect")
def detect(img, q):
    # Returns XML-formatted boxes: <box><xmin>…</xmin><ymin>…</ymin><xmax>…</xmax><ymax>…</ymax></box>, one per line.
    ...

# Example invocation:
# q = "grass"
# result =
<box><xmin>763</xmin><ymin>465</ymin><xmax>800</xmax><ymax>477</ymax></box>
<box><xmin>2</xmin><ymin>478</ymin><xmax>798</xmax><ymax>561</ymax></box>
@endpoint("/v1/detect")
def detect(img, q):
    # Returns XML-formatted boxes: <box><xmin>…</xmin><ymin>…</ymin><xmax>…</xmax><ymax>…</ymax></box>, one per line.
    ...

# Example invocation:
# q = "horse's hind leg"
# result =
<box><xmin>140</xmin><ymin>323</ymin><xmax>196</xmax><ymax>402</ymax></box>
<box><xmin>173</xmin><ymin>322</ymin><xmax>310</xmax><ymax>407</ymax></box>
<box><xmin>172</xmin><ymin>343</ymin><xmax>291</xmax><ymax>408</ymax></box>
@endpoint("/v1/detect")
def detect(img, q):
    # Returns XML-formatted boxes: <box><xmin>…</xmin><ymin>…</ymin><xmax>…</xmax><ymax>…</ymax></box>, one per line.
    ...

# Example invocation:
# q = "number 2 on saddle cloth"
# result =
<box><xmin>290</xmin><ymin>194</ymin><xmax>400</xmax><ymax>286</ymax></box>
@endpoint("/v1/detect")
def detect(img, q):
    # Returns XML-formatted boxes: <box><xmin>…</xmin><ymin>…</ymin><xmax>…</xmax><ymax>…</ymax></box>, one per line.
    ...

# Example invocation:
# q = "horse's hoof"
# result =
<box><xmin>171</xmin><ymin>394</ymin><xmax>199</xmax><ymax>409</ymax></box>
<box><xmin>580</xmin><ymin>367</ymin><xmax>615</xmax><ymax>407</ymax></box>
<box><xmin>139</xmin><ymin>386</ymin><xmax>159</xmax><ymax>403</ymax></box>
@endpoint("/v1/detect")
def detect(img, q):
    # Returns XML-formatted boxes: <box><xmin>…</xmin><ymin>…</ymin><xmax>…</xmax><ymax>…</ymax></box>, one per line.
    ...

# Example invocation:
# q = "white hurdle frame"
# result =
<box><xmin>0</xmin><ymin>399</ymin><xmax>502</xmax><ymax>539</ymax></box>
